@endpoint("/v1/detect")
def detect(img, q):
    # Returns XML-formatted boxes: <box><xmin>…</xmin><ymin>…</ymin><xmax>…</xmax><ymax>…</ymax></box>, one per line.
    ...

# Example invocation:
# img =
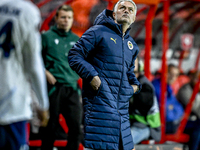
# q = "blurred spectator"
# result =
<box><xmin>171</xmin><ymin>73</ymin><xmax>190</xmax><ymax>96</ymax></box>
<box><xmin>152</xmin><ymin>64</ymin><xmax>184</xmax><ymax>133</ymax></box>
<box><xmin>177</xmin><ymin>70</ymin><xmax>200</xmax><ymax>150</ymax></box>
<box><xmin>40</xmin><ymin>5</ymin><xmax>83</xmax><ymax>150</ymax></box>
<box><xmin>130</xmin><ymin>58</ymin><xmax>161</xmax><ymax>144</ymax></box>
<box><xmin>0</xmin><ymin>0</ymin><xmax>49</xmax><ymax>149</ymax></box>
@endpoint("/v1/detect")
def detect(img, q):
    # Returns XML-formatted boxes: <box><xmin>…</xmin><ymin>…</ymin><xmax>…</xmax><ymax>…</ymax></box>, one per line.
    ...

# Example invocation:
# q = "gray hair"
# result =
<box><xmin>113</xmin><ymin>0</ymin><xmax>137</xmax><ymax>16</ymax></box>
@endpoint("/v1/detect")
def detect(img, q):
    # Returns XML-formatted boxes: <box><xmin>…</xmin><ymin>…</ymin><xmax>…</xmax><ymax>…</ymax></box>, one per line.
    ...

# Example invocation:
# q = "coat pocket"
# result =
<box><xmin>95</xmin><ymin>82</ymin><xmax>103</xmax><ymax>96</ymax></box>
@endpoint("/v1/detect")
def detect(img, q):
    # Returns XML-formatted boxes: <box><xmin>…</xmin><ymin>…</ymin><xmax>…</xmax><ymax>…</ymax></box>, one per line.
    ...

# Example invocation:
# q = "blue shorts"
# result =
<box><xmin>0</xmin><ymin>121</ymin><xmax>29</xmax><ymax>150</ymax></box>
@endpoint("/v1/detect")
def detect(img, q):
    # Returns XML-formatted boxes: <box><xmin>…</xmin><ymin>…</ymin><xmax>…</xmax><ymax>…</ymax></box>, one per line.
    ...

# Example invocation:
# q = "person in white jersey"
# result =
<box><xmin>0</xmin><ymin>0</ymin><xmax>49</xmax><ymax>149</ymax></box>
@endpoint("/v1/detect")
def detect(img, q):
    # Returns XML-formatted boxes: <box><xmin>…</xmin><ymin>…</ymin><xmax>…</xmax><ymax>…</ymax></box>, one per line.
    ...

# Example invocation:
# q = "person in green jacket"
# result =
<box><xmin>129</xmin><ymin>57</ymin><xmax>161</xmax><ymax>144</ymax></box>
<box><xmin>40</xmin><ymin>5</ymin><xmax>83</xmax><ymax>150</ymax></box>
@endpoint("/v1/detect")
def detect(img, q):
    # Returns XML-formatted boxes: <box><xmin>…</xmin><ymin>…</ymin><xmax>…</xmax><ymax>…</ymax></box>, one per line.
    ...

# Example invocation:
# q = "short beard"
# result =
<box><xmin>116</xmin><ymin>19</ymin><xmax>131</xmax><ymax>26</ymax></box>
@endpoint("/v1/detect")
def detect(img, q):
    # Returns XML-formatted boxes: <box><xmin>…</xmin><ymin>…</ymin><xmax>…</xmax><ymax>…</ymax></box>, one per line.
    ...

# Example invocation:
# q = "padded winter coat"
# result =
<box><xmin>68</xmin><ymin>9</ymin><xmax>141</xmax><ymax>150</ymax></box>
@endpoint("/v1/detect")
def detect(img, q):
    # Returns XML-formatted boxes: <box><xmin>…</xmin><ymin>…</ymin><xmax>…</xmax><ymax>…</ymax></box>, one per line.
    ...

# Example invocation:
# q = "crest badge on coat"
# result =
<box><xmin>127</xmin><ymin>41</ymin><xmax>133</xmax><ymax>50</ymax></box>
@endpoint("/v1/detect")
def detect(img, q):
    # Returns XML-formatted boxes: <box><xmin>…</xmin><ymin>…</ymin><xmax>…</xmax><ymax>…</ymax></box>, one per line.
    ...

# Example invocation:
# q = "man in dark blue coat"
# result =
<box><xmin>68</xmin><ymin>0</ymin><xmax>141</xmax><ymax>149</ymax></box>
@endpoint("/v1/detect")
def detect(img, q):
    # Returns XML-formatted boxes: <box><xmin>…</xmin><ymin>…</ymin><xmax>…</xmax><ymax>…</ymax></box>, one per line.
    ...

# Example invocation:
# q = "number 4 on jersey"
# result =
<box><xmin>0</xmin><ymin>21</ymin><xmax>15</xmax><ymax>58</ymax></box>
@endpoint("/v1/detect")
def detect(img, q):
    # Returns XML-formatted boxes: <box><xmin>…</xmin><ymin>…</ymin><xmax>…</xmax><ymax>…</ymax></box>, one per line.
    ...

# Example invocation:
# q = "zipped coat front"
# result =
<box><xmin>68</xmin><ymin>9</ymin><xmax>141</xmax><ymax>150</ymax></box>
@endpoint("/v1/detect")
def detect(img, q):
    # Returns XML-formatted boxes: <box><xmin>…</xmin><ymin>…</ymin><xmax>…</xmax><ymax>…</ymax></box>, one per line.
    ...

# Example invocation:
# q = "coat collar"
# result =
<box><xmin>51</xmin><ymin>25</ymin><xmax>71</xmax><ymax>37</ymax></box>
<box><xmin>94</xmin><ymin>9</ymin><xmax>132</xmax><ymax>38</ymax></box>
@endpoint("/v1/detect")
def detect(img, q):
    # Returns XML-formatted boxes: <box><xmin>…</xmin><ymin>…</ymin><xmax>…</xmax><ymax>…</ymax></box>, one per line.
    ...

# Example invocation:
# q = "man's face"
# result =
<box><xmin>167</xmin><ymin>67</ymin><xmax>179</xmax><ymax>85</ymax></box>
<box><xmin>55</xmin><ymin>10</ymin><xmax>73</xmax><ymax>32</ymax></box>
<box><xmin>113</xmin><ymin>1</ymin><xmax>136</xmax><ymax>26</ymax></box>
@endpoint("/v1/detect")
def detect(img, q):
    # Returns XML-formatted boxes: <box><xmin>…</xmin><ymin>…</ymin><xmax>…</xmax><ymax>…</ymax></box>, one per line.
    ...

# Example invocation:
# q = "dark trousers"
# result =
<box><xmin>40</xmin><ymin>84</ymin><xmax>83</xmax><ymax>150</ymax></box>
<box><xmin>184</xmin><ymin>119</ymin><xmax>200</xmax><ymax>150</ymax></box>
<box><xmin>165</xmin><ymin>121</ymin><xmax>179</xmax><ymax>134</ymax></box>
